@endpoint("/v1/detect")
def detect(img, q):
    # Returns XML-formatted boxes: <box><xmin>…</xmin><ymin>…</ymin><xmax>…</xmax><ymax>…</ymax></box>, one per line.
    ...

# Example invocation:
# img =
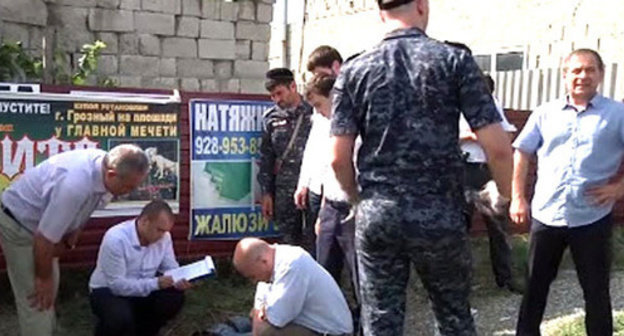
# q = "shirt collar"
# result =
<box><xmin>270</xmin><ymin>244</ymin><xmax>279</xmax><ymax>283</ymax></box>
<box><xmin>130</xmin><ymin>219</ymin><xmax>142</xmax><ymax>248</ymax></box>
<box><xmin>561</xmin><ymin>93</ymin><xmax>604</xmax><ymax>112</ymax></box>
<box><xmin>93</xmin><ymin>154</ymin><xmax>107</xmax><ymax>194</ymax></box>
<box><xmin>383</xmin><ymin>26</ymin><xmax>427</xmax><ymax>41</ymax></box>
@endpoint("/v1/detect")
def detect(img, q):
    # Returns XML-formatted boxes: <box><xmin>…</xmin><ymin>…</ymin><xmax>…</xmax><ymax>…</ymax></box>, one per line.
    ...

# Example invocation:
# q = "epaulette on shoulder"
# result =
<box><xmin>443</xmin><ymin>40</ymin><xmax>472</xmax><ymax>55</ymax></box>
<box><xmin>344</xmin><ymin>51</ymin><xmax>365</xmax><ymax>64</ymax></box>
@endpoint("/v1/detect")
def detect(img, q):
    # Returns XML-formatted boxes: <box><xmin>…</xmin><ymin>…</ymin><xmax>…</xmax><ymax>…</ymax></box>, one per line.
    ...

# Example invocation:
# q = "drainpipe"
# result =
<box><xmin>282</xmin><ymin>0</ymin><xmax>289</xmax><ymax>68</ymax></box>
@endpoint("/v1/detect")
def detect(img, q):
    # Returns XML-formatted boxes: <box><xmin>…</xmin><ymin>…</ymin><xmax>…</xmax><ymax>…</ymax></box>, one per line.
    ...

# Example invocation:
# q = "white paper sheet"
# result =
<box><xmin>164</xmin><ymin>256</ymin><xmax>215</xmax><ymax>282</ymax></box>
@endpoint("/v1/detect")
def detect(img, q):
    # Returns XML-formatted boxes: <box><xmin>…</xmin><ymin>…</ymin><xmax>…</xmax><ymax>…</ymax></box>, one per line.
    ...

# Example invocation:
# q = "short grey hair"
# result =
<box><xmin>563</xmin><ymin>48</ymin><xmax>605</xmax><ymax>72</ymax></box>
<box><xmin>104</xmin><ymin>144</ymin><xmax>149</xmax><ymax>177</ymax></box>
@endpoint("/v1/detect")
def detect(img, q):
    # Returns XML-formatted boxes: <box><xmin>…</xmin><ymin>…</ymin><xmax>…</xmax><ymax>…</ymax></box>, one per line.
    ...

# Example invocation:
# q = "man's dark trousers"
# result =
<box><xmin>316</xmin><ymin>199</ymin><xmax>358</xmax><ymax>296</ymax></box>
<box><xmin>463</xmin><ymin>162</ymin><xmax>513</xmax><ymax>287</ymax></box>
<box><xmin>516</xmin><ymin>215</ymin><xmax>613</xmax><ymax>336</ymax></box>
<box><xmin>316</xmin><ymin>198</ymin><xmax>360</xmax><ymax>333</ymax></box>
<box><xmin>90</xmin><ymin>287</ymin><xmax>184</xmax><ymax>336</ymax></box>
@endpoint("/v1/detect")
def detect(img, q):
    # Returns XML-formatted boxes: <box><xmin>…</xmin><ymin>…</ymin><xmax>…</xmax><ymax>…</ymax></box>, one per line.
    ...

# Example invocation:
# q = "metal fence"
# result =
<box><xmin>493</xmin><ymin>63</ymin><xmax>624</xmax><ymax>111</ymax></box>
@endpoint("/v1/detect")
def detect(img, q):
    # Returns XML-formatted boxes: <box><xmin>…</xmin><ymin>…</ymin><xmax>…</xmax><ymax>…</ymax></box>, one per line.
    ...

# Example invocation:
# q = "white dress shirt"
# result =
<box><xmin>89</xmin><ymin>219</ymin><xmax>179</xmax><ymax>297</ymax></box>
<box><xmin>1</xmin><ymin>149</ymin><xmax>112</xmax><ymax>243</ymax></box>
<box><xmin>297</xmin><ymin>112</ymin><xmax>329</xmax><ymax>195</ymax></box>
<box><xmin>459</xmin><ymin>96</ymin><xmax>517</xmax><ymax>163</ymax></box>
<box><xmin>254</xmin><ymin>245</ymin><xmax>353</xmax><ymax>335</ymax></box>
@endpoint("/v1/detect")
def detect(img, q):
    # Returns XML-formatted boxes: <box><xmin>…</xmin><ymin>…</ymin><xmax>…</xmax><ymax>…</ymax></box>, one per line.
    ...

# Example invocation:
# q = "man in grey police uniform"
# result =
<box><xmin>258</xmin><ymin>68</ymin><xmax>315</xmax><ymax>255</ymax></box>
<box><xmin>329</xmin><ymin>0</ymin><xmax>514</xmax><ymax>335</ymax></box>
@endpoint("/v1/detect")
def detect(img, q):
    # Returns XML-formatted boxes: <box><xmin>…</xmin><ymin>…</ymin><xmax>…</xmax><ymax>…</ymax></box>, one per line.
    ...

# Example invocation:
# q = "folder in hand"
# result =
<box><xmin>164</xmin><ymin>256</ymin><xmax>216</xmax><ymax>282</ymax></box>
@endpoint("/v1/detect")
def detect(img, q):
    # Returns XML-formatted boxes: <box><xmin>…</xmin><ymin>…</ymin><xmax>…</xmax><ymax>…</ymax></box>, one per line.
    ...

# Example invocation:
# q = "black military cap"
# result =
<box><xmin>265</xmin><ymin>68</ymin><xmax>294</xmax><ymax>81</ymax></box>
<box><xmin>265</xmin><ymin>68</ymin><xmax>294</xmax><ymax>91</ymax></box>
<box><xmin>377</xmin><ymin>0</ymin><xmax>414</xmax><ymax>10</ymax></box>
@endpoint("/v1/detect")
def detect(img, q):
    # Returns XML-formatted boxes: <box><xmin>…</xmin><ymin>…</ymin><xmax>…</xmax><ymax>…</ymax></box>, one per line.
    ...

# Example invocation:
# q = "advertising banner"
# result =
<box><xmin>0</xmin><ymin>91</ymin><xmax>180</xmax><ymax>216</ymax></box>
<box><xmin>189</xmin><ymin>99</ymin><xmax>278</xmax><ymax>239</ymax></box>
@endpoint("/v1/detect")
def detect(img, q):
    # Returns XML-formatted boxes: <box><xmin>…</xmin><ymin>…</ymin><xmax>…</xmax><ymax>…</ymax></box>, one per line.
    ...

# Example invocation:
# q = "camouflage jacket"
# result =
<box><xmin>330</xmin><ymin>27</ymin><xmax>501</xmax><ymax>200</ymax></box>
<box><xmin>258</xmin><ymin>99</ymin><xmax>313</xmax><ymax>195</ymax></box>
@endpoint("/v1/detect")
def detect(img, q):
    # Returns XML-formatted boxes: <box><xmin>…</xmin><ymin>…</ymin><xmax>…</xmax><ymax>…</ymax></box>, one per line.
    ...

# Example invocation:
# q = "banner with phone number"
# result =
<box><xmin>189</xmin><ymin>99</ymin><xmax>280</xmax><ymax>239</ymax></box>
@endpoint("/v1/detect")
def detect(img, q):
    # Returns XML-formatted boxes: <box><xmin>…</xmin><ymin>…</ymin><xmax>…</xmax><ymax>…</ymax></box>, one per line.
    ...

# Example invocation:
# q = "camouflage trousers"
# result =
<box><xmin>274</xmin><ymin>183</ymin><xmax>316</xmax><ymax>257</ymax></box>
<box><xmin>356</xmin><ymin>196</ymin><xmax>476</xmax><ymax>336</ymax></box>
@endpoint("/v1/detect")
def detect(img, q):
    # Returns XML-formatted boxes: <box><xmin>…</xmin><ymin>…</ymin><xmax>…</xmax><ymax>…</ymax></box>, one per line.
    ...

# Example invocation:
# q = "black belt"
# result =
<box><xmin>325</xmin><ymin>198</ymin><xmax>351</xmax><ymax>210</ymax></box>
<box><xmin>1</xmin><ymin>203</ymin><xmax>19</xmax><ymax>223</ymax></box>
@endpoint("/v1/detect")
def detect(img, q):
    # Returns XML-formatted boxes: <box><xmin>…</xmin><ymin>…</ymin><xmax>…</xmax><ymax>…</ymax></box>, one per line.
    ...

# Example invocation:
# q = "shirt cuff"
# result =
<box><xmin>150</xmin><ymin>278</ymin><xmax>160</xmax><ymax>292</ymax></box>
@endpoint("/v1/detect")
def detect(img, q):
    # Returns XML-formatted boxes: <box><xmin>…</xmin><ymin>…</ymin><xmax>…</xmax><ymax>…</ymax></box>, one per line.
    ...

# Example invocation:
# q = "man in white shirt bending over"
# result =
<box><xmin>233</xmin><ymin>238</ymin><xmax>353</xmax><ymax>336</ymax></box>
<box><xmin>89</xmin><ymin>200</ymin><xmax>191</xmax><ymax>336</ymax></box>
<box><xmin>0</xmin><ymin>144</ymin><xmax>148</xmax><ymax>336</ymax></box>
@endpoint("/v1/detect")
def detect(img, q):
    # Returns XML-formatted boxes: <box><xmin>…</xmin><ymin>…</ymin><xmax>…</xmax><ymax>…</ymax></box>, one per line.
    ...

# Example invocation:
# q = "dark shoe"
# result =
<box><xmin>501</xmin><ymin>281</ymin><xmax>524</xmax><ymax>295</ymax></box>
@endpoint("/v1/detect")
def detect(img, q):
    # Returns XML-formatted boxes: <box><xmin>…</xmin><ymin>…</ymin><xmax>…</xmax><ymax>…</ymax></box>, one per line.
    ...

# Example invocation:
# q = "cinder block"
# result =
<box><xmin>134</xmin><ymin>12</ymin><xmax>175</xmax><ymax>35</ymax></box>
<box><xmin>198</xmin><ymin>39</ymin><xmax>235</xmax><ymax>60</ymax></box>
<box><xmin>119</xmin><ymin>55</ymin><xmax>159</xmax><ymax>76</ymax></box>
<box><xmin>162</xmin><ymin>37</ymin><xmax>197</xmax><ymax>58</ymax></box>
<box><xmin>88</xmin><ymin>9</ymin><xmax>134</xmax><ymax>32</ymax></box>
<box><xmin>200</xmin><ymin>19</ymin><xmax>234</xmax><ymax>40</ymax></box>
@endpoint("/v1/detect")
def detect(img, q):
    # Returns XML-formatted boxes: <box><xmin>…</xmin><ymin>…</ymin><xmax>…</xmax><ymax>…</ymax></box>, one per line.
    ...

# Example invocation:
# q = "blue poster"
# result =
<box><xmin>189</xmin><ymin>99</ymin><xmax>279</xmax><ymax>239</ymax></box>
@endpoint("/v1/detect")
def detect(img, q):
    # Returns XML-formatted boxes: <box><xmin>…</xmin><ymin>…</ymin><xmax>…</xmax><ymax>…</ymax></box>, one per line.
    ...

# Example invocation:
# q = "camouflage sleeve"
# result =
<box><xmin>258</xmin><ymin>120</ymin><xmax>276</xmax><ymax>195</ymax></box>
<box><xmin>330</xmin><ymin>69</ymin><xmax>359</xmax><ymax>136</ymax></box>
<box><xmin>456</xmin><ymin>51</ymin><xmax>502</xmax><ymax>130</ymax></box>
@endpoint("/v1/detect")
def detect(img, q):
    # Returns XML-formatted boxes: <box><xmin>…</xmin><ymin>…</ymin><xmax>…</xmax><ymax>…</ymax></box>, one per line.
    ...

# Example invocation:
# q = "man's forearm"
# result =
<box><xmin>512</xmin><ymin>150</ymin><xmax>531</xmax><ymax>200</ymax></box>
<box><xmin>487</xmin><ymin>150</ymin><xmax>513</xmax><ymax>199</ymax></box>
<box><xmin>333</xmin><ymin>160</ymin><xmax>358</xmax><ymax>202</ymax></box>
<box><xmin>33</xmin><ymin>232</ymin><xmax>55</xmax><ymax>279</ymax></box>
<box><xmin>331</xmin><ymin>135</ymin><xmax>358</xmax><ymax>203</ymax></box>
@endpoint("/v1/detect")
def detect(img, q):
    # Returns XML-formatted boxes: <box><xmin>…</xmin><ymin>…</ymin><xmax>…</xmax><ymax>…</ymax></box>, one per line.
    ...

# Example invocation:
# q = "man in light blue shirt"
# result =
<box><xmin>0</xmin><ymin>144</ymin><xmax>148</xmax><ymax>336</ymax></box>
<box><xmin>511</xmin><ymin>48</ymin><xmax>624</xmax><ymax>335</ymax></box>
<box><xmin>233</xmin><ymin>238</ymin><xmax>353</xmax><ymax>336</ymax></box>
<box><xmin>89</xmin><ymin>200</ymin><xmax>191</xmax><ymax>336</ymax></box>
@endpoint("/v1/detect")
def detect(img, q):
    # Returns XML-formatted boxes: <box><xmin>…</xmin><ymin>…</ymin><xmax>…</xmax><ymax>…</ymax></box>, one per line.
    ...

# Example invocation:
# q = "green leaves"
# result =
<box><xmin>0</xmin><ymin>39</ymin><xmax>116</xmax><ymax>87</ymax></box>
<box><xmin>0</xmin><ymin>41</ymin><xmax>43</xmax><ymax>82</ymax></box>
<box><xmin>72</xmin><ymin>40</ymin><xmax>108</xmax><ymax>86</ymax></box>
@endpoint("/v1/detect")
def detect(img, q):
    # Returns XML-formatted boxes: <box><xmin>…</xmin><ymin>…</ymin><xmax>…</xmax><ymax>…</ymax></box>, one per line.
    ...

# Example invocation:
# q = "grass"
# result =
<box><xmin>470</xmin><ymin>225</ymin><xmax>624</xmax><ymax>296</ymax></box>
<box><xmin>2</xmin><ymin>227</ymin><xmax>624</xmax><ymax>335</ymax></box>
<box><xmin>0</xmin><ymin>258</ymin><xmax>255</xmax><ymax>336</ymax></box>
<box><xmin>540</xmin><ymin>310</ymin><xmax>624</xmax><ymax>336</ymax></box>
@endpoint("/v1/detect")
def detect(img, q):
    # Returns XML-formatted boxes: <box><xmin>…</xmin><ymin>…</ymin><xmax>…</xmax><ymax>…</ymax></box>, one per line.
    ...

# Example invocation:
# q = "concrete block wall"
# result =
<box><xmin>0</xmin><ymin>0</ymin><xmax>274</xmax><ymax>94</ymax></box>
<box><xmin>276</xmin><ymin>0</ymin><xmax>624</xmax><ymax>82</ymax></box>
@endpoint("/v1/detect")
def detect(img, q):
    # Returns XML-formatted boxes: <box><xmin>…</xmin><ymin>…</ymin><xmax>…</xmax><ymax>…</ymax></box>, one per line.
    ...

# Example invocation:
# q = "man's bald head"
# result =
<box><xmin>233</xmin><ymin>238</ymin><xmax>274</xmax><ymax>283</ymax></box>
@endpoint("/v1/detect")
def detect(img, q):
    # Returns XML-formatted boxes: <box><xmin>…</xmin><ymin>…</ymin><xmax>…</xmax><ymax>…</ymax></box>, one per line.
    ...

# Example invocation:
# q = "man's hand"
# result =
<box><xmin>261</xmin><ymin>194</ymin><xmax>274</xmax><ymax>220</ymax></box>
<box><xmin>293</xmin><ymin>186</ymin><xmax>309</xmax><ymax>209</ymax></box>
<box><xmin>314</xmin><ymin>218</ymin><xmax>321</xmax><ymax>236</ymax></box>
<box><xmin>586</xmin><ymin>182</ymin><xmax>624</xmax><ymax>206</ymax></box>
<box><xmin>158</xmin><ymin>275</ymin><xmax>175</xmax><ymax>289</ymax></box>
<box><xmin>174</xmin><ymin>279</ymin><xmax>192</xmax><ymax>291</ymax></box>
<box><xmin>63</xmin><ymin>229</ymin><xmax>81</xmax><ymax>250</ymax></box>
<box><xmin>53</xmin><ymin>229</ymin><xmax>82</xmax><ymax>257</ymax></box>
<box><xmin>509</xmin><ymin>196</ymin><xmax>530</xmax><ymax>226</ymax></box>
<box><xmin>29</xmin><ymin>276</ymin><xmax>55</xmax><ymax>311</ymax></box>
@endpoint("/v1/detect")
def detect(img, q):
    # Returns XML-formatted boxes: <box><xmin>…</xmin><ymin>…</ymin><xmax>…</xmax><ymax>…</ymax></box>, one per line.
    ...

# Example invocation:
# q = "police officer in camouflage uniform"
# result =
<box><xmin>258</xmin><ymin>68</ymin><xmax>315</xmax><ymax>255</ymax></box>
<box><xmin>329</xmin><ymin>1</ymin><xmax>514</xmax><ymax>335</ymax></box>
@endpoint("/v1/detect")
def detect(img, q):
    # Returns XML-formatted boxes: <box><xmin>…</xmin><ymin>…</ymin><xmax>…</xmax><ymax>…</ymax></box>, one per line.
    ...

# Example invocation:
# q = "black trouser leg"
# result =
<box><xmin>568</xmin><ymin>215</ymin><xmax>613</xmax><ymax>336</ymax></box>
<box><xmin>316</xmin><ymin>200</ymin><xmax>345</xmax><ymax>282</ymax></box>
<box><xmin>483</xmin><ymin>212</ymin><xmax>513</xmax><ymax>287</ymax></box>
<box><xmin>305</xmin><ymin>191</ymin><xmax>322</xmax><ymax>259</ymax></box>
<box><xmin>516</xmin><ymin>219</ymin><xmax>567</xmax><ymax>336</ymax></box>
<box><xmin>134</xmin><ymin>288</ymin><xmax>185</xmax><ymax>336</ymax></box>
<box><xmin>90</xmin><ymin>288</ymin><xmax>136</xmax><ymax>336</ymax></box>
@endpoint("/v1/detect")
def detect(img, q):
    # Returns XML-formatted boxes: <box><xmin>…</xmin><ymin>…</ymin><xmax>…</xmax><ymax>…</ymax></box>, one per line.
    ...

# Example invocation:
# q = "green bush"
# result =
<box><xmin>0</xmin><ymin>40</ymin><xmax>115</xmax><ymax>86</ymax></box>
